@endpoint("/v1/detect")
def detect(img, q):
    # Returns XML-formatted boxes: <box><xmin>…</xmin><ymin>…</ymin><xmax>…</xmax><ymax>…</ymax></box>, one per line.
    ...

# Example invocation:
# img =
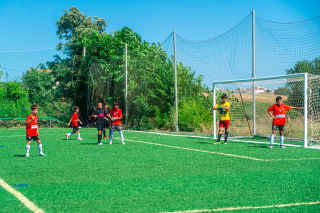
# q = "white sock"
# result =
<box><xmin>77</xmin><ymin>133</ymin><xmax>80</xmax><ymax>138</ymax></box>
<box><xmin>119</xmin><ymin>131</ymin><xmax>124</xmax><ymax>142</ymax></box>
<box><xmin>38</xmin><ymin>144</ymin><xmax>43</xmax><ymax>153</ymax></box>
<box><xmin>26</xmin><ymin>145</ymin><xmax>30</xmax><ymax>154</ymax></box>
<box><xmin>280</xmin><ymin>136</ymin><xmax>284</xmax><ymax>146</ymax></box>
<box><xmin>270</xmin><ymin>134</ymin><xmax>275</xmax><ymax>146</ymax></box>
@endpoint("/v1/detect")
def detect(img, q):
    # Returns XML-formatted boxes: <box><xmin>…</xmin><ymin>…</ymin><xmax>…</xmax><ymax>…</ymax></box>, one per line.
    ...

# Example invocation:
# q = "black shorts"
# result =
<box><xmin>104</xmin><ymin>120</ymin><xmax>111</xmax><ymax>128</ymax></box>
<box><xmin>272</xmin><ymin>125</ymin><xmax>284</xmax><ymax>131</ymax></box>
<box><xmin>97</xmin><ymin>124</ymin><xmax>104</xmax><ymax>131</ymax></box>
<box><xmin>26</xmin><ymin>135</ymin><xmax>40</xmax><ymax>141</ymax></box>
<box><xmin>110</xmin><ymin>125</ymin><xmax>122</xmax><ymax>132</ymax></box>
<box><xmin>73</xmin><ymin>126</ymin><xmax>79</xmax><ymax>132</ymax></box>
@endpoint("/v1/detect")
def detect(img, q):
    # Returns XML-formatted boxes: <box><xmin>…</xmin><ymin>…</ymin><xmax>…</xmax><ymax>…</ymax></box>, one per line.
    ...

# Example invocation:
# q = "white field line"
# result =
<box><xmin>122</xmin><ymin>137</ymin><xmax>320</xmax><ymax>161</ymax></box>
<box><xmin>159</xmin><ymin>201</ymin><xmax>320</xmax><ymax>213</ymax></box>
<box><xmin>124</xmin><ymin>139</ymin><xmax>269</xmax><ymax>161</ymax></box>
<box><xmin>124</xmin><ymin>130</ymin><xmax>320</xmax><ymax>150</ymax></box>
<box><xmin>0</xmin><ymin>178</ymin><xmax>44</xmax><ymax>213</ymax></box>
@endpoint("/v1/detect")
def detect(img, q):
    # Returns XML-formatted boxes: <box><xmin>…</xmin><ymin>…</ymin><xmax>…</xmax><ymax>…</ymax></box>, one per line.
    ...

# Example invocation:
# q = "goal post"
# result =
<box><xmin>212</xmin><ymin>73</ymin><xmax>320</xmax><ymax>148</ymax></box>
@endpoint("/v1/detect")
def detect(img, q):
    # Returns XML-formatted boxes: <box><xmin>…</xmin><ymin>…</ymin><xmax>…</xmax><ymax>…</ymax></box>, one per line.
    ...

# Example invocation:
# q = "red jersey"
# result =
<box><xmin>71</xmin><ymin>112</ymin><xmax>79</xmax><ymax>127</ymax></box>
<box><xmin>26</xmin><ymin>114</ymin><xmax>39</xmax><ymax>137</ymax></box>
<box><xmin>268</xmin><ymin>104</ymin><xmax>291</xmax><ymax>125</ymax></box>
<box><xmin>110</xmin><ymin>107</ymin><xmax>122</xmax><ymax>125</ymax></box>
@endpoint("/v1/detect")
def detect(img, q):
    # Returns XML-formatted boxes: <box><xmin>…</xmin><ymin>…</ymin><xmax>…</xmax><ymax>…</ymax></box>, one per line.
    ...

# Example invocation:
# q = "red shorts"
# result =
<box><xmin>219</xmin><ymin>120</ymin><xmax>230</xmax><ymax>128</ymax></box>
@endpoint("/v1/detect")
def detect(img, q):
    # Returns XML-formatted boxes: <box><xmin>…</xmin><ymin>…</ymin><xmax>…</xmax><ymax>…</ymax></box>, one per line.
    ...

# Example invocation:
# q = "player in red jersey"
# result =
<box><xmin>66</xmin><ymin>106</ymin><xmax>83</xmax><ymax>140</ymax></box>
<box><xmin>25</xmin><ymin>104</ymin><xmax>46</xmax><ymax>157</ymax></box>
<box><xmin>268</xmin><ymin>96</ymin><xmax>303</xmax><ymax>148</ymax></box>
<box><xmin>109</xmin><ymin>101</ymin><xmax>124</xmax><ymax>145</ymax></box>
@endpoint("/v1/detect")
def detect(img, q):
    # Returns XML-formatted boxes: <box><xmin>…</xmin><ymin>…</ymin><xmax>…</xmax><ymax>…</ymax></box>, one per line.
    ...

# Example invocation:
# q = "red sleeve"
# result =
<box><xmin>110</xmin><ymin>108</ymin><xmax>114</xmax><ymax>114</ymax></box>
<box><xmin>71</xmin><ymin>113</ymin><xmax>76</xmax><ymax>120</ymax></box>
<box><xmin>26</xmin><ymin>115</ymin><xmax>32</xmax><ymax>124</ymax></box>
<box><xmin>268</xmin><ymin>105</ymin><xmax>275</xmax><ymax>111</ymax></box>
<box><xmin>119</xmin><ymin>109</ymin><xmax>122</xmax><ymax>117</ymax></box>
<box><xmin>284</xmin><ymin>105</ymin><xmax>291</xmax><ymax>111</ymax></box>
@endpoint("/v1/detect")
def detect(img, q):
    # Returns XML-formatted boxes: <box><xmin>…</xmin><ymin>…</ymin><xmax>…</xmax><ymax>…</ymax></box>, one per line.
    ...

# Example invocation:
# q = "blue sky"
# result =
<box><xmin>0</xmin><ymin>0</ymin><xmax>319</xmax><ymax>80</ymax></box>
<box><xmin>0</xmin><ymin>0</ymin><xmax>319</xmax><ymax>51</ymax></box>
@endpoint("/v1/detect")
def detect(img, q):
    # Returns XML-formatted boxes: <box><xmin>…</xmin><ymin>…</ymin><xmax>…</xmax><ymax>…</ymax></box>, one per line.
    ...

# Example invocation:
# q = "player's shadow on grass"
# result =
<box><xmin>248</xmin><ymin>145</ymin><xmax>269</xmax><ymax>148</ymax></box>
<box><xmin>196</xmin><ymin>141</ymin><xmax>212</xmax><ymax>144</ymax></box>
<box><xmin>80</xmin><ymin>143</ymin><xmax>98</xmax><ymax>145</ymax></box>
<box><xmin>14</xmin><ymin>155</ymin><xmax>26</xmax><ymax>157</ymax></box>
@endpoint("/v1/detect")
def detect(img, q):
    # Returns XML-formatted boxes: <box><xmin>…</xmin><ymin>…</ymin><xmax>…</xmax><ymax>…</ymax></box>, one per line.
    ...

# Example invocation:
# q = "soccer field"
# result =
<box><xmin>0</xmin><ymin>128</ymin><xmax>320</xmax><ymax>213</ymax></box>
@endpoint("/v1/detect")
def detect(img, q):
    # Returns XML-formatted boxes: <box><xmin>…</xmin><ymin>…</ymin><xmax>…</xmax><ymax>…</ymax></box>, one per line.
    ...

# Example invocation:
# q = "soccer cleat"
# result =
<box><xmin>224</xmin><ymin>142</ymin><xmax>227</xmax><ymax>144</ymax></box>
<box><xmin>103</xmin><ymin>136</ymin><xmax>107</xmax><ymax>139</ymax></box>
<box><xmin>214</xmin><ymin>142</ymin><xmax>221</xmax><ymax>145</ymax></box>
<box><xmin>26</xmin><ymin>153</ymin><xmax>30</xmax><ymax>158</ymax></box>
<box><xmin>77</xmin><ymin>138</ymin><xmax>83</xmax><ymax>140</ymax></box>
<box><xmin>98</xmin><ymin>143</ymin><xmax>103</xmax><ymax>145</ymax></box>
<box><xmin>280</xmin><ymin>145</ymin><xmax>286</xmax><ymax>149</ymax></box>
<box><xmin>109</xmin><ymin>141</ymin><xmax>112</xmax><ymax>145</ymax></box>
<box><xmin>122</xmin><ymin>141</ymin><xmax>125</xmax><ymax>145</ymax></box>
<box><xmin>269</xmin><ymin>145</ymin><xmax>273</xmax><ymax>148</ymax></box>
<box><xmin>39</xmin><ymin>153</ymin><xmax>47</xmax><ymax>157</ymax></box>
<box><xmin>66</xmin><ymin>134</ymin><xmax>69</xmax><ymax>140</ymax></box>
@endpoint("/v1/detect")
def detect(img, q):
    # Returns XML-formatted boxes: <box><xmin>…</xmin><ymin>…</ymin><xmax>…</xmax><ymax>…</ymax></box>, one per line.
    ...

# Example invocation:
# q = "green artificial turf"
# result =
<box><xmin>0</xmin><ymin>128</ymin><xmax>319</xmax><ymax>212</ymax></box>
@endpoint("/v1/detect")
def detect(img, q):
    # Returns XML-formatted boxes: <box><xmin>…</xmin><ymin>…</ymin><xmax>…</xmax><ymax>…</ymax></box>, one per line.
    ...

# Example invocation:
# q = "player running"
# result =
<box><xmin>212</xmin><ymin>93</ymin><xmax>230</xmax><ymax>145</ymax></box>
<box><xmin>66</xmin><ymin>106</ymin><xmax>83</xmax><ymax>140</ymax></box>
<box><xmin>109</xmin><ymin>102</ymin><xmax>124</xmax><ymax>145</ymax></box>
<box><xmin>268</xmin><ymin>96</ymin><xmax>303</xmax><ymax>148</ymax></box>
<box><xmin>25</xmin><ymin>104</ymin><xmax>47</xmax><ymax>157</ymax></box>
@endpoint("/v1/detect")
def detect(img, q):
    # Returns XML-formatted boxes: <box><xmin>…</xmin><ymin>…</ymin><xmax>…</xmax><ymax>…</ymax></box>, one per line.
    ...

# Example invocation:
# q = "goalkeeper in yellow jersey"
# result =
<box><xmin>212</xmin><ymin>93</ymin><xmax>231</xmax><ymax>144</ymax></box>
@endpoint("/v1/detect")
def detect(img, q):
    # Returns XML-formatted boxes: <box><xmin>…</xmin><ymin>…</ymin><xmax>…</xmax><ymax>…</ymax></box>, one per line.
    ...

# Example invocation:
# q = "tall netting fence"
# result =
<box><xmin>87</xmin><ymin>58</ymin><xmax>125</xmax><ymax>117</ymax></box>
<box><xmin>126</xmin><ymin>44</ymin><xmax>175</xmax><ymax>130</ymax></box>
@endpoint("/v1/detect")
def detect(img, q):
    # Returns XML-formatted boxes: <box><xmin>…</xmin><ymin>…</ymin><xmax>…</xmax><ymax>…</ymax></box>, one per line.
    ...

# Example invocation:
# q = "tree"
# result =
<box><xmin>274</xmin><ymin>87</ymin><xmax>291</xmax><ymax>96</ymax></box>
<box><xmin>56</xmin><ymin>6</ymin><xmax>107</xmax><ymax>57</ymax></box>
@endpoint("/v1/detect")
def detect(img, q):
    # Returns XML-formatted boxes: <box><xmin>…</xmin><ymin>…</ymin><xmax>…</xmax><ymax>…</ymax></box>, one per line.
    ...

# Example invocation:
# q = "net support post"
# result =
<box><xmin>50</xmin><ymin>115</ymin><xmax>51</xmax><ymax>129</ymax></box>
<box><xmin>125</xmin><ymin>44</ymin><xmax>128</xmax><ymax>127</ymax></box>
<box><xmin>213</xmin><ymin>83</ymin><xmax>216</xmax><ymax>139</ymax></box>
<box><xmin>252</xmin><ymin>10</ymin><xmax>256</xmax><ymax>136</ymax></box>
<box><xmin>174</xmin><ymin>30</ymin><xmax>178</xmax><ymax>132</ymax></box>
<box><xmin>303</xmin><ymin>73</ymin><xmax>308</xmax><ymax>148</ymax></box>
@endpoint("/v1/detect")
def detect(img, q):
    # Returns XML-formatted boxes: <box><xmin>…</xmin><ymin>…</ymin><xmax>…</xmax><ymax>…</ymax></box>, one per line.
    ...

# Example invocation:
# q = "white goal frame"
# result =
<box><xmin>212</xmin><ymin>73</ymin><xmax>308</xmax><ymax>148</ymax></box>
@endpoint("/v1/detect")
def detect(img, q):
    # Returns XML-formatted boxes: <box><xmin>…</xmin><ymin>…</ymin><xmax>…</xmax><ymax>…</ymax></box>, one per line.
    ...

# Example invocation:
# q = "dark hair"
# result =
<box><xmin>221</xmin><ymin>94</ymin><xmax>228</xmax><ymax>99</ymax></box>
<box><xmin>114</xmin><ymin>101</ymin><xmax>119</xmax><ymax>106</ymax></box>
<box><xmin>74</xmin><ymin>106</ymin><xmax>79</xmax><ymax>111</ymax></box>
<box><xmin>103</xmin><ymin>102</ymin><xmax>108</xmax><ymax>106</ymax></box>
<box><xmin>276</xmin><ymin>96</ymin><xmax>282</xmax><ymax>102</ymax></box>
<box><xmin>31</xmin><ymin>104</ymin><xmax>38</xmax><ymax>110</ymax></box>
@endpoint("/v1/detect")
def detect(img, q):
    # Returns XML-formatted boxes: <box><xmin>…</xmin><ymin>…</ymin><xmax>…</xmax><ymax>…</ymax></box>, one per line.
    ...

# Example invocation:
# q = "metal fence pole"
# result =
<box><xmin>174</xmin><ymin>31</ymin><xmax>178</xmax><ymax>132</ymax></box>
<box><xmin>213</xmin><ymin>83</ymin><xmax>216</xmax><ymax>139</ymax></box>
<box><xmin>303</xmin><ymin>73</ymin><xmax>308</xmax><ymax>148</ymax></box>
<box><xmin>252</xmin><ymin>10</ymin><xmax>256</xmax><ymax>136</ymax></box>
<box><xmin>50</xmin><ymin>115</ymin><xmax>52</xmax><ymax>128</ymax></box>
<box><xmin>125</xmin><ymin>44</ymin><xmax>128</xmax><ymax>127</ymax></box>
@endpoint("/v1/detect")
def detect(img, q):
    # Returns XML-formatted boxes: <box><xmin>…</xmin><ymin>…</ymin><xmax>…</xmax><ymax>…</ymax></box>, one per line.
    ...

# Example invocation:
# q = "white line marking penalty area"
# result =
<box><xmin>0</xmin><ymin>177</ymin><xmax>44</xmax><ymax>213</ymax></box>
<box><xmin>159</xmin><ymin>201</ymin><xmax>320</xmax><ymax>212</ymax></box>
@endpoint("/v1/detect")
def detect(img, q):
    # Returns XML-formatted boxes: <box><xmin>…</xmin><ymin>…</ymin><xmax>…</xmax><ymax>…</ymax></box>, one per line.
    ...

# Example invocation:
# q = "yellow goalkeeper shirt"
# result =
<box><xmin>214</xmin><ymin>101</ymin><xmax>230</xmax><ymax>121</ymax></box>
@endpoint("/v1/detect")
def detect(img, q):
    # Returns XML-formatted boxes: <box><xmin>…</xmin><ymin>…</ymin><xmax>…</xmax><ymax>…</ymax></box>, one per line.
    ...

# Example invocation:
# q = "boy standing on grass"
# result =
<box><xmin>25</xmin><ymin>104</ymin><xmax>47</xmax><ymax>157</ymax></box>
<box><xmin>103</xmin><ymin>102</ymin><xmax>111</xmax><ymax>139</ymax></box>
<box><xmin>268</xmin><ymin>96</ymin><xmax>303</xmax><ymax>148</ymax></box>
<box><xmin>212</xmin><ymin>93</ymin><xmax>231</xmax><ymax>145</ymax></box>
<box><xmin>109</xmin><ymin>102</ymin><xmax>124</xmax><ymax>145</ymax></box>
<box><xmin>66</xmin><ymin>106</ymin><xmax>83</xmax><ymax>140</ymax></box>
<box><xmin>91</xmin><ymin>102</ymin><xmax>108</xmax><ymax>145</ymax></box>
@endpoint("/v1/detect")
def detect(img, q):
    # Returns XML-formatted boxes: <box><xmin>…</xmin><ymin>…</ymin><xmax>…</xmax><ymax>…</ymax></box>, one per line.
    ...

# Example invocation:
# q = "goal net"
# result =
<box><xmin>213</xmin><ymin>73</ymin><xmax>320</xmax><ymax>148</ymax></box>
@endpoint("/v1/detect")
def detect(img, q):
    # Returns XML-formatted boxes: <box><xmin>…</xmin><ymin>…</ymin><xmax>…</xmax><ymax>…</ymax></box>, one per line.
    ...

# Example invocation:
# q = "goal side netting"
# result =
<box><xmin>213</xmin><ymin>73</ymin><xmax>320</xmax><ymax>147</ymax></box>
